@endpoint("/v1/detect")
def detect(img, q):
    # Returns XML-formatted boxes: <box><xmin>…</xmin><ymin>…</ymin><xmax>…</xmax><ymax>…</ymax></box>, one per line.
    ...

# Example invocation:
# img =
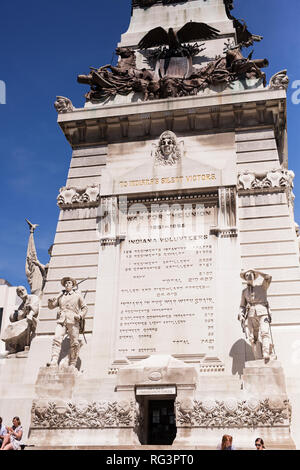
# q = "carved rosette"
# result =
<box><xmin>175</xmin><ymin>397</ymin><xmax>291</xmax><ymax>428</ymax></box>
<box><xmin>57</xmin><ymin>184</ymin><xmax>100</xmax><ymax>209</ymax></box>
<box><xmin>31</xmin><ymin>399</ymin><xmax>137</xmax><ymax>429</ymax></box>
<box><xmin>238</xmin><ymin>169</ymin><xmax>295</xmax><ymax>191</ymax></box>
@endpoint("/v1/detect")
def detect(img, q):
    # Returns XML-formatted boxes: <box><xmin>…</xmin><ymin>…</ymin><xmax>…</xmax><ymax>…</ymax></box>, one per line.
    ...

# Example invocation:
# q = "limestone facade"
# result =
<box><xmin>1</xmin><ymin>0</ymin><xmax>300</xmax><ymax>450</ymax></box>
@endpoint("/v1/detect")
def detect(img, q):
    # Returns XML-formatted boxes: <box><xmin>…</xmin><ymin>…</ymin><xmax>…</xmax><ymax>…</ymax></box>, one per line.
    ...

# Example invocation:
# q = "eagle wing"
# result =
<box><xmin>177</xmin><ymin>22</ymin><xmax>220</xmax><ymax>43</ymax></box>
<box><xmin>234</xmin><ymin>19</ymin><xmax>263</xmax><ymax>46</ymax></box>
<box><xmin>138</xmin><ymin>27</ymin><xmax>170</xmax><ymax>49</ymax></box>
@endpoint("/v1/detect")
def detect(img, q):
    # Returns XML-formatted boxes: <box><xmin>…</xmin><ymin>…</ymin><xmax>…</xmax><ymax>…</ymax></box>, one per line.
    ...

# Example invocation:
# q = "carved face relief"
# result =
<box><xmin>161</xmin><ymin>135</ymin><xmax>175</xmax><ymax>157</ymax></box>
<box><xmin>154</xmin><ymin>131</ymin><xmax>182</xmax><ymax>166</ymax></box>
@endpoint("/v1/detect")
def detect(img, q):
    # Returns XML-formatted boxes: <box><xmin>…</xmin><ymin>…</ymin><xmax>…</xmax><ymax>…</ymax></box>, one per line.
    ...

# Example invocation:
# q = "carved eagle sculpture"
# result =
<box><xmin>138</xmin><ymin>21</ymin><xmax>220</xmax><ymax>51</ymax></box>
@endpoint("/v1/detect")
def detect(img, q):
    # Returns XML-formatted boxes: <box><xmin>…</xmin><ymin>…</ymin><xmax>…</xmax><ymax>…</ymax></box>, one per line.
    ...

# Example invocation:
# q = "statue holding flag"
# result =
<box><xmin>25</xmin><ymin>219</ymin><xmax>50</xmax><ymax>296</ymax></box>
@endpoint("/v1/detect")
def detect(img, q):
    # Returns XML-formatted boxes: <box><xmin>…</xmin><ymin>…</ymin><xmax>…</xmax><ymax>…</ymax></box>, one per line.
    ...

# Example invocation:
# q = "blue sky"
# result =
<box><xmin>0</xmin><ymin>0</ymin><xmax>300</xmax><ymax>288</ymax></box>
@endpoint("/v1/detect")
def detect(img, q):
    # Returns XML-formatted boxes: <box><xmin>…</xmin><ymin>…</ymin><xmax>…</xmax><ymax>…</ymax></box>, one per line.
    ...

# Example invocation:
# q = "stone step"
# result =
<box><xmin>26</xmin><ymin>444</ymin><xmax>291</xmax><ymax>450</ymax></box>
<box><xmin>26</xmin><ymin>445</ymin><xmax>229</xmax><ymax>451</ymax></box>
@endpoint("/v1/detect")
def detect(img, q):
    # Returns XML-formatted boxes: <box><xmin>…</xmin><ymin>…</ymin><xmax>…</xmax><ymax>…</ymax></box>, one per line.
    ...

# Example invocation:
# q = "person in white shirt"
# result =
<box><xmin>0</xmin><ymin>417</ymin><xmax>23</xmax><ymax>451</ymax></box>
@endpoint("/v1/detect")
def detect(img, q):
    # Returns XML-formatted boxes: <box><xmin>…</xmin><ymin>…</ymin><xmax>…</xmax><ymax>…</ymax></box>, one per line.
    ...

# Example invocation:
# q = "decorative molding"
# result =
<box><xmin>175</xmin><ymin>397</ymin><xmax>291</xmax><ymax>428</ymax></box>
<box><xmin>199</xmin><ymin>363</ymin><xmax>225</xmax><ymax>373</ymax></box>
<box><xmin>57</xmin><ymin>184</ymin><xmax>100</xmax><ymax>209</ymax></box>
<box><xmin>238</xmin><ymin>169</ymin><xmax>294</xmax><ymax>192</ymax></box>
<box><xmin>31</xmin><ymin>399</ymin><xmax>138</xmax><ymax>429</ymax></box>
<box><xmin>217</xmin><ymin>187</ymin><xmax>237</xmax><ymax>232</ymax></box>
<box><xmin>210</xmin><ymin>227</ymin><xmax>238</xmax><ymax>238</ymax></box>
<box><xmin>126</xmin><ymin>193</ymin><xmax>218</xmax><ymax>205</ymax></box>
<box><xmin>54</xmin><ymin>96</ymin><xmax>74</xmax><ymax>114</ymax></box>
<box><xmin>269</xmin><ymin>70</ymin><xmax>289</xmax><ymax>90</ymax></box>
<box><xmin>59</xmin><ymin>99</ymin><xmax>285</xmax><ymax>147</ymax></box>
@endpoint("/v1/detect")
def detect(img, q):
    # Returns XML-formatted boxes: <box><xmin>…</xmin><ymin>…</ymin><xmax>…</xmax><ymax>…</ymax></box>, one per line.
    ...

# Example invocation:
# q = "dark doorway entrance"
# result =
<box><xmin>148</xmin><ymin>399</ymin><xmax>176</xmax><ymax>445</ymax></box>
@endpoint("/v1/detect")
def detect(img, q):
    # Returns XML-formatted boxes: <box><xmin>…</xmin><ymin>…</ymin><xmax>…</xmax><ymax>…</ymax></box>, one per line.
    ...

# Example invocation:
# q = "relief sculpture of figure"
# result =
<box><xmin>47</xmin><ymin>277</ymin><xmax>87</xmax><ymax>369</ymax></box>
<box><xmin>238</xmin><ymin>270</ymin><xmax>276</xmax><ymax>362</ymax></box>
<box><xmin>153</xmin><ymin>130</ymin><xmax>183</xmax><ymax>166</ymax></box>
<box><xmin>1</xmin><ymin>286</ymin><xmax>39</xmax><ymax>355</ymax></box>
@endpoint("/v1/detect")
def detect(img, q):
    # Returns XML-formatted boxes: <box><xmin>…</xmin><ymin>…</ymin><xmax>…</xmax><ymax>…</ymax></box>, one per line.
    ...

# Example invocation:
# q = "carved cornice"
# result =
<box><xmin>175</xmin><ymin>396</ymin><xmax>291</xmax><ymax>428</ymax></box>
<box><xmin>58</xmin><ymin>93</ymin><xmax>286</xmax><ymax>147</ymax></box>
<box><xmin>57</xmin><ymin>184</ymin><xmax>100</xmax><ymax>209</ymax></box>
<box><xmin>31</xmin><ymin>399</ymin><xmax>138</xmax><ymax>429</ymax></box>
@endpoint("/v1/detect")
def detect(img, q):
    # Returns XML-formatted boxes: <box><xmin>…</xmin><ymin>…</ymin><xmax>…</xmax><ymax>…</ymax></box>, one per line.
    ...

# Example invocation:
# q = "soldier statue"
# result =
<box><xmin>47</xmin><ymin>277</ymin><xmax>87</xmax><ymax>369</ymax></box>
<box><xmin>1</xmin><ymin>286</ymin><xmax>39</xmax><ymax>354</ymax></box>
<box><xmin>238</xmin><ymin>270</ymin><xmax>276</xmax><ymax>362</ymax></box>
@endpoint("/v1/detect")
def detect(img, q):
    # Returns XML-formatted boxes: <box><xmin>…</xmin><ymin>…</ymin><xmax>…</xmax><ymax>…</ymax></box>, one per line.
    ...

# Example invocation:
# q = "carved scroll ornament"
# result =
<box><xmin>238</xmin><ymin>169</ymin><xmax>295</xmax><ymax>191</ymax></box>
<box><xmin>57</xmin><ymin>184</ymin><xmax>100</xmax><ymax>209</ymax></box>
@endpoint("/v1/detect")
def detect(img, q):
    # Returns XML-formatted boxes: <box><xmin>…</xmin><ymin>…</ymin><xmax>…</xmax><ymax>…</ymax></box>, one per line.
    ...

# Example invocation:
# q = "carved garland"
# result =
<box><xmin>31</xmin><ymin>400</ymin><xmax>138</xmax><ymax>429</ymax></box>
<box><xmin>175</xmin><ymin>397</ymin><xmax>291</xmax><ymax>428</ymax></box>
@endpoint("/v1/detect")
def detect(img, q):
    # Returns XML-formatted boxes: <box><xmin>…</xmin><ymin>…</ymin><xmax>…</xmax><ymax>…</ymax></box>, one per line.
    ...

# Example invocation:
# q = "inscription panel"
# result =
<box><xmin>115</xmin><ymin>202</ymin><xmax>218</xmax><ymax>360</ymax></box>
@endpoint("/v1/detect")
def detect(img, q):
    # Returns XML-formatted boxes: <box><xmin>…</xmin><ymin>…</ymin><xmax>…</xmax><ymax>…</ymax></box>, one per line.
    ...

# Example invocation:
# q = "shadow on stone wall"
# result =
<box><xmin>229</xmin><ymin>339</ymin><xmax>254</xmax><ymax>378</ymax></box>
<box><xmin>58</xmin><ymin>337</ymin><xmax>82</xmax><ymax>371</ymax></box>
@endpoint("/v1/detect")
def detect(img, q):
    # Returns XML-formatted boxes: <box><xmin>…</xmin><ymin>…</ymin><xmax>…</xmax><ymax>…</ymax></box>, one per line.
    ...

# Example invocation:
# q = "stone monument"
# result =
<box><xmin>1</xmin><ymin>0</ymin><xmax>300</xmax><ymax>449</ymax></box>
<box><xmin>1</xmin><ymin>286</ymin><xmax>39</xmax><ymax>357</ymax></box>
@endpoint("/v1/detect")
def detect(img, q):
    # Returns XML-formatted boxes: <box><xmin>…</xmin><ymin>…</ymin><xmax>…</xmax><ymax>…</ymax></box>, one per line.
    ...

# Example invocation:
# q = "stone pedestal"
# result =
<box><xmin>242</xmin><ymin>360</ymin><xmax>288</xmax><ymax>398</ymax></box>
<box><xmin>35</xmin><ymin>366</ymin><xmax>78</xmax><ymax>400</ymax></box>
<box><xmin>117</xmin><ymin>354</ymin><xmax>198</xmax><ymax>390</ymax></box>
<box><xmin>27</xmin><ymin>365</ymin><xmax>140</xmax><ymax>447</ymax></box>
